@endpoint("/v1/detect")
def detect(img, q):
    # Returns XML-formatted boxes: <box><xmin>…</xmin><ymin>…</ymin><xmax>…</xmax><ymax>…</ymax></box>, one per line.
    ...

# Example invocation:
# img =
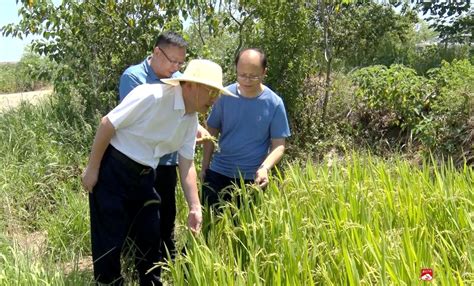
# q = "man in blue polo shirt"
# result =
<box><xmin>201</xmin><ymin>48</ymin><xmax>291</xmax><ymax>208</ymax></box>
<box><xmin>119</xmin><ymin>31</ymin><xmax>210</xmax><ymax>262</ymax></box>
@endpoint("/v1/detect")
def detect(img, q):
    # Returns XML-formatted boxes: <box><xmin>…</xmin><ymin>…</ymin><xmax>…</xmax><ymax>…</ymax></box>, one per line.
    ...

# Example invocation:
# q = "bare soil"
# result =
<box><xmin>0</xmin><ymin>88</ymin><xmax>53</xmax><ymax>112</ymax></box>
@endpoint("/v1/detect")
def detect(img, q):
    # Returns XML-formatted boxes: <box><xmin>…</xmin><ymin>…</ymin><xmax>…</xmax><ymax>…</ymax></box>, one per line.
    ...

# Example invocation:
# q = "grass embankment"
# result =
<box><xmin>0</xmin><ymin>96</ymin><xmax>95</xmax><ymax>284</ymax></box>
<box><xmin>0</xmin><ymin>98</ymin><xmax>472</xmax><ymax>285</ymax></box>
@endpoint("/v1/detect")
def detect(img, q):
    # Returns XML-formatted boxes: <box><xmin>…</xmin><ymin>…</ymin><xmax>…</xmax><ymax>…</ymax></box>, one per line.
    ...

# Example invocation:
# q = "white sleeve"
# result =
<box><xmin>107</xmin><ymin>85</ymin><xmax>158</xmax><ymax>129</ymax></box>
<box><xmin>178</xmin><ymin>115</ymin><xmax>198</xmax><ymax>160</ymax></box>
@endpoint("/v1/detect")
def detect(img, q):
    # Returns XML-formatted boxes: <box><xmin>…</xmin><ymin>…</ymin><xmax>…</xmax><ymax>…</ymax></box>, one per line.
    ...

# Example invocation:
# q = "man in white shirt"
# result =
<box><xmin>81</xmin><ymin>59</ymin><xmax>235</xmax><ymax>286</ymax></box>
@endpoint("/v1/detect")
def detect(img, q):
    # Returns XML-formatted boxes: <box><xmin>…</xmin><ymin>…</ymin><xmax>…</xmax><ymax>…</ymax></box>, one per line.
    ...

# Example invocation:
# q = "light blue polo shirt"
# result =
<box><xmin>207</xmin><ymin>83</ymin><xmax>290</xmax><ymax>180</ymax></box>
<box><xmin>119</xmin><ymin>57</ymin><xmax>181</xmax><ymax>166</ymax></box>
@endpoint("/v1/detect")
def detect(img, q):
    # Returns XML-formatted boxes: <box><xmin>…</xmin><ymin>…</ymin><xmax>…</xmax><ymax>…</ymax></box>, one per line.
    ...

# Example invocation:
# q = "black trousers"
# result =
<box><xmin>89</xmin><ymin>146</ymin><xmax>161</xmax><ymax>286</ymax></box>
<box><xmin>201</xmin><ymin>169</ymin><xmax>254</xmax><ymax>209</ymax></box>
<box><xmin>154</xmin><ymin>165</ymin><xmax>178</xmax><ymax>261</ymax></box>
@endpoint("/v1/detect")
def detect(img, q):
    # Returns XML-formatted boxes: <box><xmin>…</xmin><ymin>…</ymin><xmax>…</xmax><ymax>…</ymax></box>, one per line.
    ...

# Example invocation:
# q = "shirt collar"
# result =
<box><xmin>144</xmin><ymin>56</ymin><xmax>162</xmax><ymax>83</ymax></box>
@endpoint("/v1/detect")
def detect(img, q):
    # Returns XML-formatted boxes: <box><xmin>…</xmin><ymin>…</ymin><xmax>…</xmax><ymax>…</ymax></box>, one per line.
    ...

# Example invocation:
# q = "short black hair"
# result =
<box><xmin>154</xmin><ymin>31</ymin><xmax>188</xmax><ymax>49</ymax></box>
<box><xmin>234</xmin><ymin>48</ymin><xmax>267</xmax><ymax>69</ymax></box>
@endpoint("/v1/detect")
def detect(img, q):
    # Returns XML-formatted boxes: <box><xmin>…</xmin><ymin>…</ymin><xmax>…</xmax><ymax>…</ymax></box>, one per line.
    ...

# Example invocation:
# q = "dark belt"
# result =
<box><xmin>108</xmin><ymin>145</ymin><xmax>153</xmax><ymax>176</ymax></box>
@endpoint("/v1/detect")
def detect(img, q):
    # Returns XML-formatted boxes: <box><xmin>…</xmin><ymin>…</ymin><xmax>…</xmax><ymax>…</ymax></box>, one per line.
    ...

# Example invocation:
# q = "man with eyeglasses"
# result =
<box><xmin>201</xmin><ymin>48</ymin><xmax>291</xmax><ymax>209</ymax></box>
<box><xmin>118</xmin><ymin>32</ymin><xmax>211</xmax><ymax>272</ymax></box>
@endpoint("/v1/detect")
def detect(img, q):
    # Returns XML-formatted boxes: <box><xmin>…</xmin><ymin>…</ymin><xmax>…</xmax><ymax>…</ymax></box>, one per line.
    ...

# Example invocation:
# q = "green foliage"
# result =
<box><xmin>417</xmin><ymin>1</ymin><xmax>473</xmax><ymax>44</ymax></box>
<box><xmin>415</xmin><ymin>60</ymin><xmax>474</xmax><ymax>155</ymax></box>
<box><xmin>0</xmin><ymin>52</ymin><xmax>54</xmax><ymax>93</ymax></box>
<box><xmin>408</xmin><ymin>44</ymin><xmax>472</xmax><ymax>75</ymax></box>
<box><xmin>288</xmin><ymin>73</ymin><xmax>356</xmax><ymax>159</ymax></box>
<box><xmin>1</xmin><ymin>0</ymin><xmax>195</xmax><ymax>115</ymax></box>
<box><xmin>351</xmin><ymin>60</ymin><xmax>473</xmax><ymax>159</ymax></box>
<box><xmin>352</xmin><ymin>64</ymin><xmax>429</xmax><ymax>132</ymax></box>
<box><xmin>326</xmin><ymin>2</ymin><xmax>417</xmax><ymax>69</ymax></box>
<box><xmin>0</xmin><ymin>63</ymin><xmax>17</xmax><ymax>94</ymax></box>
<box><xmin>250</xmin><ymin>2</ymin><xmax>318</xmax><ymax>114</ymax></box>
<box><xmin>169</xmin><ymin>155</ymin><xmax>474</xmax><ymax>285</ymax></box>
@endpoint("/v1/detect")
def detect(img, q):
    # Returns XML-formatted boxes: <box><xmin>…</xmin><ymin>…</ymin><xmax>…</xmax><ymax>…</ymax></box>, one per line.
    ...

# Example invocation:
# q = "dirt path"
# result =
<box><xmin>0</xmin><ymin>89</ymin><xmax>53</xmax><ymax>112</ymax></box>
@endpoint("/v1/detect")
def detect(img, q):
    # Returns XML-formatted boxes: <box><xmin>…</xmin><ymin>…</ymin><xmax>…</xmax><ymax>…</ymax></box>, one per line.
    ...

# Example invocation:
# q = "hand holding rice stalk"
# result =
<box><xmin>196</xmin><ymin>135</ymin><xmax>220</xmax><ymax>152</ymax></box>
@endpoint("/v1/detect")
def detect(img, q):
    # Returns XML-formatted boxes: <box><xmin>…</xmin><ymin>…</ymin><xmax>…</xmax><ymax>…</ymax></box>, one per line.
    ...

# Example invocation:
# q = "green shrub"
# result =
<box><xmin>15</xmin><ymin>52</ymin><xmax>56</xmax><ymax>90</ymax></box>
<box><xmin>351</xmin><ymin>61</ymin><xmax>473</xmax><ymax>161</ymax></box>
<box><xmin>415</xmin><ymin>59</ymin><xmax>474</xmax><ymax>156</ymax></box>
<box><xmin>351</xmin><ymin>64</ymin><xmax>430</xmax><ymax>152</ymax></box>
<box><xmin>288</xmin><ymin>72</ymin><xmax>357</xmax><ymax>159</ymax></box>
<box><xmin>0</xmin><ymin>63</ymin><xmax>18</xmax><ymax>93</ymax></box>
<box><xmin>408</xmin><ymin>44</ymin><xmax>472</xmax><ymax>75</ymax></box>
<box><xmin>0</xmin><ymin>52</ymin><xmax>54</xmax><ymax>93</ymax></box>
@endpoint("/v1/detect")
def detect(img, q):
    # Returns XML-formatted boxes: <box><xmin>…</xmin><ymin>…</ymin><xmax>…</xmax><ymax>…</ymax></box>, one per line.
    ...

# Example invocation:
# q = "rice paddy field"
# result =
<box><xmin>0</xmin><ymin>100</ymin><xmax>473</xmax><ymax>285</ymax></box>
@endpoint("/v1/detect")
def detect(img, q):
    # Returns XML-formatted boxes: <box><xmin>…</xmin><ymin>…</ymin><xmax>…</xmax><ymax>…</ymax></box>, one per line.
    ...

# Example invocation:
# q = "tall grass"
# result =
<box><xmin>0</xmin><ymin>96</ymin><xmax>472</xmax><ymax>285</ymax></box>
<box><xmin>0</xmin><ymin>94</ymin><xmax>95</xmax><ymax>284</ymax></box>
<box><xmin>170</xmin><ymin>154</ymin><xmax>473</xmax><ymax>285</ymax></box>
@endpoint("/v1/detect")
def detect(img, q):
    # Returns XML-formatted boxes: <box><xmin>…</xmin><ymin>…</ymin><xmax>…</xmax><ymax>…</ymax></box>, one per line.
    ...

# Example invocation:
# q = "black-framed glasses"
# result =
<box><xmin>237</xmin><ymin>74</ymin><xmax>262</xmax><ymax>82</ymax></box>
<box><xmin>158</xmin><ymin>47</ymin><xmax>185</xmax><ymax>67</ymax></box>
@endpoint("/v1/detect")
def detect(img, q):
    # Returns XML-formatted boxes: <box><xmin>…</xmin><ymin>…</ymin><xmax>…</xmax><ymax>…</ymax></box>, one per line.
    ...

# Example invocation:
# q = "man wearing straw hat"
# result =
<box><xmin>82</xmin><ymin>59</ymin><xmax>235</xmax><ymax>286</ymax></box>
<box><xmin>119</xmin><ymin>31</ymin><xmax>212</xmax><ymax>267</ymax></box>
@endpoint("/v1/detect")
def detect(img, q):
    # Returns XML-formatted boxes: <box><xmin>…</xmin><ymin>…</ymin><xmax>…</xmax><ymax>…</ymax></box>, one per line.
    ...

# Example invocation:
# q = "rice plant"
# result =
<box><xmin>170</xmin><ymin>154</ymin><xmax>473</xmax><ymax>285</ymax></box>
<box><xmin>0</xmin><ymin>97</ymin><xmax>472</xmax><ymax>285</ymax></box>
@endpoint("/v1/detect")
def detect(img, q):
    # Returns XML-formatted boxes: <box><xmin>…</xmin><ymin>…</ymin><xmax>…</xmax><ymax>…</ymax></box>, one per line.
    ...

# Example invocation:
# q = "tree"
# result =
<box><xmin>184</xmin><ymin>0</ymin><xmax>322</xmax><ymax>117</ymax></box>
<box><xmin>418</xmin><ymin>0</ymin><xmax>473</xmax><ymax>44</ymax></box>
<box><xmin>1</xmin><ymin>0</ymin><xmax>192</xmax><ymax>115</ymax></box>
<box><xmin>329</xmin><ymin>2</ymin><xmax>417</xmax><ymax>69</ymax></box>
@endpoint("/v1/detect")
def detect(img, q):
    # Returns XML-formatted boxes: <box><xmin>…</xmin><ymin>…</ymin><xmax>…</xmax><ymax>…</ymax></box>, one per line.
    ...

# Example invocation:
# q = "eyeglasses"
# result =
<box><xmin>237</xmin><ymin>74</ymin><xmax>262</xmax><ymax>82</ymax></box>
<box><xmin>203</xmin><ymin>86</ymin><xmax>221</xmax><ymax>98</ymax></box>
<box><xmin>158</xmin><ymin>47</ymin><xmax>185</xmax><ymax>67</ymax></box>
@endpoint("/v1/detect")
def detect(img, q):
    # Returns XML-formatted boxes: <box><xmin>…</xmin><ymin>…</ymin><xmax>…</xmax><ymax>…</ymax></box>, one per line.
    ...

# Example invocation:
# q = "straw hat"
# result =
<box><xmin>161</xmin><ymin>59</ymin><xmax>236</xmax><ymax>97</ymax></box>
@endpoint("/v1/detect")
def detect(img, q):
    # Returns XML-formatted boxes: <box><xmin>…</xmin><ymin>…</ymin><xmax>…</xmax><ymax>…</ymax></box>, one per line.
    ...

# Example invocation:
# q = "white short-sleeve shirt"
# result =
<box><xmin>107</xmin><ymin>83</ymin><xmax>198</xmax><ymax>168</ymax></box>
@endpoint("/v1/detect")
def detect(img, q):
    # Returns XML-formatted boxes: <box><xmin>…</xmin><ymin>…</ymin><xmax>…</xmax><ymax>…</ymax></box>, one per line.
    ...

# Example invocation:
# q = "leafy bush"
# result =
<box><xmin>0</xmin><ymin>63</ymin><xmax>17</xmax><ymax>93</ymax></box>
<box><xmin>350</xmin><ymin>60</ymin><xmax>473</xmax><ymax>161</ymax></box>
<box><xmin>351</xmin><ymin>64</ymin><xmax>429</xmax><ymax>151</ymax></box>
<box><xmin>287</xmin><ymin>72</ymin><xmax>357</xmax><ymax>159</ymax></box>
<box><xmin>408</xmin><ymin>44</ymin><xmax>472</xmax><ymax>75</ymax></box>
<box><xmin>0</xmin><ymin>52</ymin><xmax>54</xmax><ymax>93</ymax></box>
<box><xmin>415</xmin><ymin>60</ymin><xmax>474</xmax><ymax>157</ymax></box>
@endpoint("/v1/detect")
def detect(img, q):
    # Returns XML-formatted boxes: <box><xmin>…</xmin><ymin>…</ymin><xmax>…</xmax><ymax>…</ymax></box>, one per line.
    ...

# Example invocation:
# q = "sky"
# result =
<box><xmin>0</xmin><ymin>0</ymin><xmax>36</xmax><ymax>62</ymax></box>
<box><xmin>0</xmin><ymin>0</ymin><xmax>190</xmax><ymax>63</ymax></box>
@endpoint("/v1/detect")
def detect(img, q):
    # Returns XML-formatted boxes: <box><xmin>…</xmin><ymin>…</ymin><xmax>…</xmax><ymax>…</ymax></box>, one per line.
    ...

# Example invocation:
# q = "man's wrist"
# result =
<box><xmin>258</xmin><ymin>164</ymin><xmax>270</xmax><ymax>172</ymax></box>
<box><xmin>189</xmin><ymin>204</ymin><xmax>202</xmax><ymax>212</ymax></box>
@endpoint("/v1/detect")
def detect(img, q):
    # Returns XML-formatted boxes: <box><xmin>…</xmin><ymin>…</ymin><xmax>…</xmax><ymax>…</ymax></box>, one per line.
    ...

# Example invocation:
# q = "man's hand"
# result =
<box><xmin>199</xmin><ymin>168</ymin><xmax>207</xmax><ymax>182</ymax></box>
<box><xmin>81</xmin><ymin>165</ymin><xmax>99</xmax><ymax>193</ymax></box>
<box><xmin>196</xmin><ymin>125</ymin><xmax>211</xmax><ymax>144</ymax></box>
<box><xmin>188</xmin><ymin>207</ymin><xmax>203</xmax><ymax>234</ymax></box>
<box><xmin>255</xmin><ymin>166</ymin><xmax>269</xmax><ymax>188</ymax></box>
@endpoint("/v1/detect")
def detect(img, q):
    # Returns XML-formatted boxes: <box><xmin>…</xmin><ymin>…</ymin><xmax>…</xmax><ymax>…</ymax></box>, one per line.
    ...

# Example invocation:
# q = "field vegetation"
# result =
<box><xmin>1</xmin><ymin>0</ymin><xmax>472</xmax><ymax>285</ymax></box>
<box><xmin>0</xmin><ymin>53</ymin><xmax>54</xmax><ymax>94</ymax></box>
